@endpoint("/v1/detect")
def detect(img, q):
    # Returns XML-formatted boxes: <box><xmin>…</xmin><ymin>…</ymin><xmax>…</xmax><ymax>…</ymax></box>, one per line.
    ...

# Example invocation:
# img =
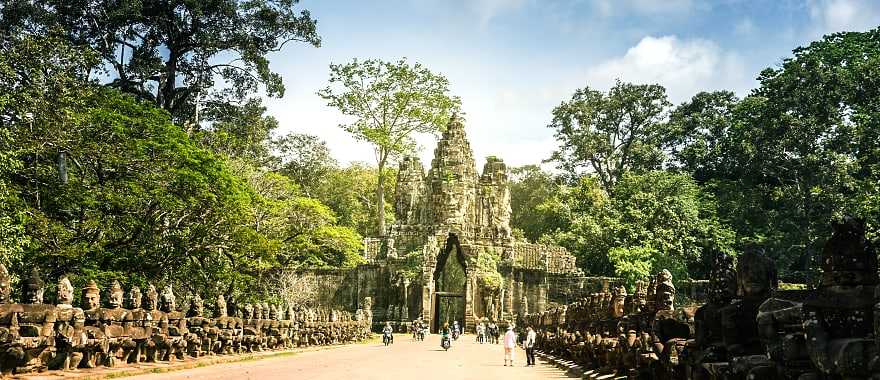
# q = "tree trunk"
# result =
<box><xmin>377</xmin><ymin>158</ymin><xmax>386</xmax><ymax>236</ymax></box>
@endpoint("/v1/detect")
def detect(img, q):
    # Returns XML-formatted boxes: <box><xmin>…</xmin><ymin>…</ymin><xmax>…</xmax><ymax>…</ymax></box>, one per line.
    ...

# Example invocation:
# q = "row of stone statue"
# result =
<box><xmin>0</xmin><ymin>268</ymin><xmax>373</xmax><ymax>376</ymax></box>
<box><xmin>520</xmin><ymin>217</ymin><xmax>877</xmax><ymax>380</ymax></box>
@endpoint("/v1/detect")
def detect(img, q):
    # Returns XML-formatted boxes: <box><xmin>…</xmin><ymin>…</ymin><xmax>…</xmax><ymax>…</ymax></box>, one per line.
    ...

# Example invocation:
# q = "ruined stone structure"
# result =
<box><xmin>361</xmin><ymin>115</ymin><xmax>585</xmax><ymax>333</ymax></box>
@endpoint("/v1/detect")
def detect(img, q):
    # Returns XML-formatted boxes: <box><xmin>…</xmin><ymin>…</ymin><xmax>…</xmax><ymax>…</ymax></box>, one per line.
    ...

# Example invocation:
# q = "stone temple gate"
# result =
<box><xmin>299</xmin><ymin>116</ymin><xmax>599</xmax><ymax>332</ymax></box>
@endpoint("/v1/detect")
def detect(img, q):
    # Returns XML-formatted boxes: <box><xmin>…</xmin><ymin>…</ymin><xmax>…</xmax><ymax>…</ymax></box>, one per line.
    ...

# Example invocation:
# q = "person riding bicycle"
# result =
<box><xmin>452</xmin><ymin>320</ymin><xmax>460</xmax><ymax>340</ymax></box>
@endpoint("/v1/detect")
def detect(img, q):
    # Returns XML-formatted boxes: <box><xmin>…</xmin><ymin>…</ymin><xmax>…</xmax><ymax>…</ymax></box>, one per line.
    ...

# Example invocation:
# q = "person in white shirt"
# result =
<box><xmin>503</xmin><ymin>325</ymin><xmax>517</xmax><ymax>366</ymax></box>
<box><xmin>525</xmin><ymin>326</ymin><xmax>537</xmax><ymax>366</ymax></box>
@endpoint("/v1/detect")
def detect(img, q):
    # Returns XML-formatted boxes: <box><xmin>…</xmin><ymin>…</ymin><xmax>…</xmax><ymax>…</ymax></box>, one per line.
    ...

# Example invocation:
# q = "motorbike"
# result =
<box><xmin>383</xmin><ymin>331</ymin><xmax>393</xmax><ymax>346</ymax></box>
<box><xmin>452</xmin><ymin>329</ymin><xmax>460</xmax><ymax>341</ymax></box>
<box><xmin>441</xmin><ymin>335</ymin><xmax>451</xmax><ymax>351</ymax></box>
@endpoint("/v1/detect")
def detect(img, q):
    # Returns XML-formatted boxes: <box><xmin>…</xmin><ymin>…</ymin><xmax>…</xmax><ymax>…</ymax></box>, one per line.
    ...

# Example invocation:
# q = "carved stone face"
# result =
<box><xmin>254</xmin><ymin>303</ymin><xmax>263</xmax><ymax>319</ymax></box>
<box><xmin>261</xmin><ymin>302</ymin><xmax>270</xmax><ymax>319</ymax></box>
<box><xmin>611</xmin><ymin>286</ymin><xmax>627</xmax><ymax>318</ymax></box>
<box><xmin>736</xmin><ymin>248</ymin><xmax>777</xmax><ymax>298</ymax></box>
<box><xmin>188</xmin><ymin>295</ymin><xmax>204</xmax><ymax>317</ymax></box>
<box><xmin>57</xmin><ymin>276</ymin><xmax>74</xmax><ymax>306</ymax></box>
<box><xmin>82</xmin><ymin>281</ymin><xmax>100</xmax><ymax>310</ymax></box>
<box><xmin>22</xmin><ymin>269</ymin><xmax>45</xmax><ymax>304</ymax></box>
<box><xmin>142</xmin><ymin>285</ymin><xmax>158</xmax><ymax>311</ymax></box>
<box><xmin>244</xmin><ymin>304</ymin><xmax>254</xmax><ymax>319</ymax></box>
<box><xmin>215</xmin><ymin>295</ymin><xmax>227</xmax><ymax>318</ymax></box>
<box><xmin>107</xmin><ymin>280</ymin><xmax>124</xmax><ymax>308</ymax></box>
<box><xmin>0</xmin><ymin>264</ymin><xmax>10</xmax><ymax>304</ymax></box>
<box><xmin>126</xmin><ymin>286</ymin><xmax>142</xmax><ymax>309</ymax></box>
<box><xmin>160</xmin><ymin>285</ymin><xmax>176</xmax><ymax>312</ymax></box>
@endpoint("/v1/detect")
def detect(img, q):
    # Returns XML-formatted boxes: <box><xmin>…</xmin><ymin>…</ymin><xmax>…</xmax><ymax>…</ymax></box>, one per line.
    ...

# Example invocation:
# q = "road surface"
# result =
<box><xmin>127</xmin><ymin>335</ymin><xmax>574</xmax><ymax>380</ymax></box>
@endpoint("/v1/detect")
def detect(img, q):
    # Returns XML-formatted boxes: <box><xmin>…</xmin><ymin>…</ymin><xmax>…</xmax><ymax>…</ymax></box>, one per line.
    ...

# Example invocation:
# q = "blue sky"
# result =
<box><xmin>264</xmin><ymin>0</ymin><xmax>880</xmax><ymax>169</ymax></box>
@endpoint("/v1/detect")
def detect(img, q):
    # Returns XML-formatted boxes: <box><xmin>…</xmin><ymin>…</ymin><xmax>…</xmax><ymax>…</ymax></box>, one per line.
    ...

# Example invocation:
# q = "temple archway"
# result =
<box><xmin>431</xmin><ymin>233</ymin><xmax>467</xmax><ymax>333</ymax></box>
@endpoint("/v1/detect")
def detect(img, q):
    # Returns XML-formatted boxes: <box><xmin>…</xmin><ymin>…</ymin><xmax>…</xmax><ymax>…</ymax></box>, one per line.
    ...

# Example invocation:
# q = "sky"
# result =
<box><xmin>263</xmin><ymin>0</ymin><xmax>880</xmax><ymax>170</ymax></box>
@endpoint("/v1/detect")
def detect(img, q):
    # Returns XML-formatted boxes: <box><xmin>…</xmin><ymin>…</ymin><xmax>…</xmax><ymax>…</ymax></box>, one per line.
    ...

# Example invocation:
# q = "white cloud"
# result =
<box><xmin>581</xmin><ymin>35</ymin><xmax>750</xmax><ymax>103</ymax></box>
<box><xmin>808</xmin><ymin>0</ymin><xmax>880</xmax><ymax>35</ymax></box>
<box><xmin>470</xmin><ymin>0</ymin><xmax>528</xmax><ymax>26</ymax></box>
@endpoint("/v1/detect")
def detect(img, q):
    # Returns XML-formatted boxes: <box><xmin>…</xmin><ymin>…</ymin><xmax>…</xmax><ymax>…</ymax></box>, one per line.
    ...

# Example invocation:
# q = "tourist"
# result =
<box><xmin>525</xmin><ymin>326</ymin><xmax>536</xmax><ymax>366</ymax></box>
<box><xmin>488</xmin><ymin>321</ymin><xmax>499</xmax><ymax>344</ymax></box>
<box><xmin>382</xmin><ymin>322</ymin><xmax>394</xmax><ymax>345</ymax></box>
<box><xmin>453</xmin><ymin>320</ymin><xmax>461</xmax><ymax>340</ymax></box>
<box><xmin>503</xmin><ymin>325</ymin><xmax>517</xmax><ymax>366</ymax></box>
<box><xmin>476</xmin><ymin>322</ymin><xmax>485</xmax><ymax>343</ymax></box>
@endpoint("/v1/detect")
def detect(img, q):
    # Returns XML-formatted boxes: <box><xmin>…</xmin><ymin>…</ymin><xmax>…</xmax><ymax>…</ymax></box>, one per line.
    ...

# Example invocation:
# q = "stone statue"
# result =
<box><xmin>185</xmin><ymin>294</ymin><xmax>209</xmax><ymax>357</ymax></box>
<box><xmin>15</xmin><ymin>270</ymin><xmax>55</xmax><ymax>373</ymax></box>
<box><xmin>158</xmin><ymin>286</ymin><xmax>187</xmax><ymax>361</ymax></box>
<box><xmin>101</xmin><ymin>280</ymin><xmax>130</xmax><ymax>366</ymax></box>
<box><xmin>0</xmin><ymin>264</ymin><xmax>20</xmax><ymax>375</ymax></box>
<box><xmin>721</xmin><ymin>247</ymin><xmax>776</xmax><ymax>357</ymax></box>
<box><xmin>122</xmin><ymin>286</ymin><xmax>151</xmax><ymax>364</ymax></box>
<box><xmin>654</xmin><ymin>270</ymin><xmax>675</xmax><ymax>313</ymax></box>
<box><xmin>49</xmin><ymin>276</ymin><xmax>84</xmax><ymax>371</ymax></box>
<box><xmin>803</xmin><ymin>218</ymin><xmax>876</xmax><ymax>379</ymax></box>
<box><xmin>79</xmin><ymin>280</ymin><xmax>107</xmax><ymax>368</ymax></box>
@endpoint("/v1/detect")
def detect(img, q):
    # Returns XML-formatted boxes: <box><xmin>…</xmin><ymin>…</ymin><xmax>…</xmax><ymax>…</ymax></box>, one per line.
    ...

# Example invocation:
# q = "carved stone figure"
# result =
<box><xmin>158</xmin><ymin>286</ymin><xmax>187</xmax><ymax>361</ymax></box>
<box><xmin>123</xmin><ymin>286</ymin><xmax>151</xmax><ymax>364</ymax></box>
<box><xmin>49</xmin><ymin>276</ymin><xmax>84</xmax><ymax>371</ymax></box>
<box><xmin>803</xmin><ymin>218</ymin><xmax>876</xmax><ymax>379</ymax></box>
<box><xmin>15</xmin><ymin>270</ymin><xmax>55</xmax><ymax>373</ymax></box>
<box><xmin>101</xmin><ymin>280</ymin><xmax>130</xmax><ymax>366</ymax></box>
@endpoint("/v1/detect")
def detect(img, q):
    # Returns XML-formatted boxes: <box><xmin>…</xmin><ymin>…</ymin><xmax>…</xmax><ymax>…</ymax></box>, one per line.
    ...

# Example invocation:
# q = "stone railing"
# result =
<box><xmin>516</xmin><ymin>219</ymin><xmax>877</xmax><ymax>380</ymax></box>
<box><xmin>0</xmin><ymin>269</ymin><xmax>373</xmax><ymax>376</ymax></box>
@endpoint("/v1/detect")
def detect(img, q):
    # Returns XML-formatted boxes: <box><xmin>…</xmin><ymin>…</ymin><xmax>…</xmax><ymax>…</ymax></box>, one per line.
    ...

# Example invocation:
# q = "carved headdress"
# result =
<box><xmin>57</xmin><ymin>276</ymin><xmax>74</xmax><ymax>307</ymax></box>
<box><xmin>22</xmin><ymin>268</ymin><xmax>45</xmax><ymax>304</ymax></box>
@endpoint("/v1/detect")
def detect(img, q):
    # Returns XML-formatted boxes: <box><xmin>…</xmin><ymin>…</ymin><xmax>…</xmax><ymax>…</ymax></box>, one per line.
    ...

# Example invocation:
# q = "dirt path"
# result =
<box><xmin>125</xmin><ymin>335</ymin><xmax>573</xmax><ymax>380</ymax></box>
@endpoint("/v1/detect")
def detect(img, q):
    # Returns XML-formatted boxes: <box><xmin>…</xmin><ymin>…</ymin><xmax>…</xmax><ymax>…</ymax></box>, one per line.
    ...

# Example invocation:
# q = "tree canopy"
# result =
<box><xmin>318</xmin><ymin>58</ymin><xmax>461</xmax><ymax>234</ymax></box>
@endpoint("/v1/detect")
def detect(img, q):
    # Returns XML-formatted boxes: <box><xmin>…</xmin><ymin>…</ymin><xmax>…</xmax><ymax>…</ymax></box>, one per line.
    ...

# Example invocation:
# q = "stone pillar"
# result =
<box><xmin>464</xmin><ymin>271</ymin><xmax>475</xmax><ymax>332</ymax></box>
<box><xmin>536</xmin><ymin>275</ymin><xmax>547</xmax><ymax>313</ymax></box>
<box><xmin>504</xmin><ymin>273</ymin><xmax>514</xmax><ymax>320</ymax></box>
<box><xmin>519</xmin><ymin>272</ymin><xmax>529</xmax><ymax>315</ymax></box>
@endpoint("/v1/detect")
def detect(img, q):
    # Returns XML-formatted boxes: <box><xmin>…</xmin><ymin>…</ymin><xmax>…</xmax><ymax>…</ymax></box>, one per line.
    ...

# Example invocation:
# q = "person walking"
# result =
<box><xmin>503</xmin><ymin>325</ymin><xmax>517</xmax><ymax>366</ymax></box>
<box><xmin>525</xmin><ymin>326</ymin><xmax>537</xmax><ymax>366</ymax></box>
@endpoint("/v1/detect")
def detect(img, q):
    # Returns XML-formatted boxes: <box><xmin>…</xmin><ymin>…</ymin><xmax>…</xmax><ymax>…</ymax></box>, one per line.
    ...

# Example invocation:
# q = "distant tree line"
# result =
<box><xmin>510</xmin><ymin>28</ymin><xmax>880</xmax><ymax>286</ymax></box>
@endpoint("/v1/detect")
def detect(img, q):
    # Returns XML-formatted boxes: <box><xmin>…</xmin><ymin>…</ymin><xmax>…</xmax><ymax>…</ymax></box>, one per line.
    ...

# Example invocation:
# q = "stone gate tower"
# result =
<box><xmin>360</xmin><ymin>115</ymin><xmax>582</xmax><ymax>332</ymax></box>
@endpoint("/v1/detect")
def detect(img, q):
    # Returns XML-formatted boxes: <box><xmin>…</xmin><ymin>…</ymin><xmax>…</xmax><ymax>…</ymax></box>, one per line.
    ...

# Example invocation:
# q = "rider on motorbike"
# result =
<box><xmin>440</xmin><ymin>322</ymin><xmax>452</xmax><ymax>350</ymax></box>
<box><xmin>383</xmin><ymin>322</ymin><xmax>394</xmax><ymax>345</ymax></box>
<box><xmin>452</xmin><ymin>321</ymin><xmax>460</xmax><ymax>340</ymax></box>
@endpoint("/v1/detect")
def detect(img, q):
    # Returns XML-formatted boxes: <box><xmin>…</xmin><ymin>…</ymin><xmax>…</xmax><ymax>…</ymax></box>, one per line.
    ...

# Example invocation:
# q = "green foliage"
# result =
<box><xmin>509</xmin><ymin>165</ymin><xmax>566</xmax><ymax>242</ymax></box>
<box><xmin>318</xmin><ymin>58</ymin><xmax>461</xmax><ymax>234</ymax></box>
<box><xmin>1</xmin><ymin>0</ymin><xmax>321</xmax><ymax>125</ymax></box>
<box><xmin>271</xmin><ymin>133</ymin><xmax>337</xmax><ymax>196</ymax></box>
<box><xmin>546</xmin><ymin>172</ymin><xmax>734</xmax><ymax>284</ymax></box>
<box><xmin>548</xmin><ymin>80</ymin><xmax>670</xmax><ymax>192</ymax></box>
<box><xmin>0</xmin><ymin>33</ymin><xmax>362</xmax><ymax>303</ymax></box>
<box><xmin>311</xmin><ymin>163</ymin><xmax>396</xmax><ymax>237</ymax></box>
<box><xmin>474</xmin><ymin>247</ymin><xmax>503</xmax><ymax>291</ymax></box>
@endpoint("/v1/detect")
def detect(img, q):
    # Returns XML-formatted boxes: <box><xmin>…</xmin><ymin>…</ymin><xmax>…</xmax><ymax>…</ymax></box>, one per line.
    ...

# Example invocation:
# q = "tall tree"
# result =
<box><xmin>548</xmin><ymin>80</ymin><xmax>670</xmax><ymax>193</ymax></box>
<box><xmin>318</xmin><ymin>58</ymin><xmax>461</xmax><ymax>235</ymax></box>
<box><xmin>272</xmin><ymin>133</ymin><xmax>337</xmax><ymax>196</ymax></box>
<box><xmin>0</xmin><ymin>0</ymin><xmax>320</xmax><ymax>127</ymax></box>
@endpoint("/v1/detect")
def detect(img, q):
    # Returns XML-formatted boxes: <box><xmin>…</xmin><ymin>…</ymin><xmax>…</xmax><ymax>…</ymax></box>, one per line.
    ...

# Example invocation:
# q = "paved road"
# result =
<box><xmin>127</xmin><ymin>335</ymin><xmax>574</xmax><ymax>380</ymax></box>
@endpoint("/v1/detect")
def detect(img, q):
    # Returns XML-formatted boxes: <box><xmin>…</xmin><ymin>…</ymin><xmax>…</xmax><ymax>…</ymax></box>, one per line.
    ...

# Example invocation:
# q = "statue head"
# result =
<box><xmin>262</xmin><ymin>302</ymin><xmax>271</xmax><ymax>319</ymax></box>
<box><xmin>215</xmin><ymin>295</ymin><xmax>228</xmax><ymax>318</ymax></box>
<box><xmin>227</xmin><ymin>296</ymin><xmax>239</xmax><ymax>318</ymax></box>
<box><xmin>736</xmin><ymin>246</ymin><xmax>777</xmax><ymax>298</ymax></box>
<box><xmin>253</xmin><ymin>303</ymin><xmax>263</xmax><ymax>319</ymax></box>
<box><xmin>268</xmin><ymin>304</ymin><xmax>279</xmax><ymax>320</ymax></box>
<box><xmin>57</xmin><ymin>276</ymin><xmax>74</xmax><ymax>306</ymax></box>
<box><xmin>187</xmin><ymin>294</ymin><xmax>204</xmax><ymax>317</ymax></box>
<box><xmin>0</xmin><ymin>264</ymin><xmax>11</xmax><ymax>304</ymax></box>
<box><xmin>142</xmin><ymin>284</ymin><xmax>158</xmax><ymax>311</ymax></box>
<box><xmin>82</xmin><ymin>280</ymin><xmax>100</xmax><ymax>310</ymax></box>
<box><xmin>654</xmin><ymin>270</ymin><xmax>675</xmax><ymax>312</ymax></box>
<box><xmin>820</xmin><ymin>217</ymin><xmax>877</xmax><ymax>287</ymax></box>
<box><xmin>611</xmin><ymin>285</ymin><xmax>627</xmax><ymax>318</ymax></box>
<box><xmin>126</xmin><ymin>286</ymin><xmax>142</xmax><ymax>309</ymax></box>
<box><xmin>244</xmin><ymin>304</ymin><xmax>254</xmax><ymax>319</ymax></box>
<box><xmin>22</xmin><ymin>269</ymin><xmax>45</xmax><ymax>304</ymax></box>
<box><xmin>107</xmin><ymin>280</ymin><xmax>124</xmax><ymax>308</ymax></box>
<box><xmin>159</xmin><ymin>285</ymin><xmax>176</xmax><ymax>312</ymax></box>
